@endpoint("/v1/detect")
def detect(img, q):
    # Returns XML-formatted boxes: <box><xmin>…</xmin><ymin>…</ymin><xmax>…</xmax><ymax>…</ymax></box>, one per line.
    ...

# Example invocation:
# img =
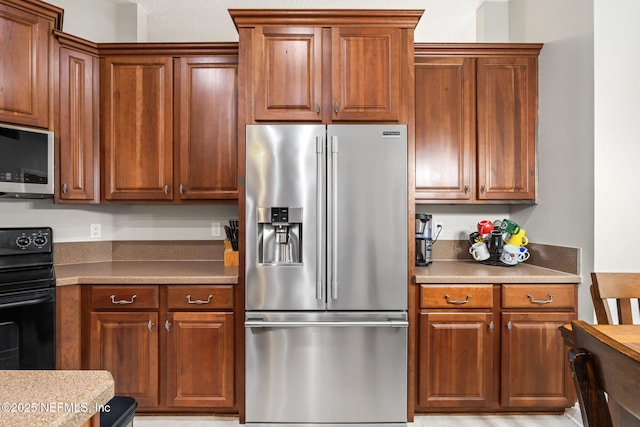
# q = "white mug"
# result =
<box><xmin>469</xmin><ymin>242</ymin><xmax>490</xmax><ymax>261</ymax></box>
<box><xmin>500</xmin><ymin>244</ymin><xmax>520</xmax><ymax>265</ymax></box>
<box><xmin>517</xmin><ymin>246</ymin><xmax>530</xmax><ymax>262</ymax></box>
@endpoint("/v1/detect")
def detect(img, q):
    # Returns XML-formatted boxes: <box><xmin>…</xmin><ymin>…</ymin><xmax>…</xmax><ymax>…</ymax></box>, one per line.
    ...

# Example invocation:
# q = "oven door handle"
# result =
<box><xmin>0</xmin><ymin>294</ymin><xmax>54</xmax><ymax>310</ymax></box>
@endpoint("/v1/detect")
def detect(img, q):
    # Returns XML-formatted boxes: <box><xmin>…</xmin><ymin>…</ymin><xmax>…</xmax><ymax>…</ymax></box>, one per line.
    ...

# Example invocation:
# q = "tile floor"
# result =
<box><xmin>135</xmin><ymin>413</ymin><xmax>582</xmax><ymax>427</ymax></box>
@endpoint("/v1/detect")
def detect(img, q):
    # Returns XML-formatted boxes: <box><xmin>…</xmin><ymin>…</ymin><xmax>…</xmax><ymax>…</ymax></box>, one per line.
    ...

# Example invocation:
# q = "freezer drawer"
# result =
<box><xmin>245</xmin><ymin>312</ymin><xmax>408</xmax><ymax>425</ymax></box>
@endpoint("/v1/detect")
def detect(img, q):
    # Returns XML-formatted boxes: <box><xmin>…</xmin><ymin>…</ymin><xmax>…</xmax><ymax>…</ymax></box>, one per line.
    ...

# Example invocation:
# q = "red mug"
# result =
<box><xmin>477</xmin><ymin>220</ymin><xmax>494</xmax><ymax>236</ymax></box>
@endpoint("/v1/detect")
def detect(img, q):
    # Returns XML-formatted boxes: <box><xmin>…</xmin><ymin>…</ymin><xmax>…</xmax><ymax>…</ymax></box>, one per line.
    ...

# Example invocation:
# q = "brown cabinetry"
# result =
<box><xmin>0</xmin><ymin>0</ymin><xmax>62</xmax><ymax>128</ymax></box>
<box><xmin>414</xmin><ymin>44</ymin><xmax>541</xmax><ymax>203</ymax></box>
<box><xmin>500</xmin><ymin>285</ymin><xmax>575</xmax><ymax>409</ymax></box>
<box><xmin>416</xmin><ymin>283</ymin><xmax>576</xmax><ymax>413</ymax></box>
<box><xmin>54</xmin><ymin>31</ymin><xmax>100</xmax><ymax>203</ymax></box>
<box><xmin>232</xmin><ymin>9</ymin><xmax>421</xmax><ymax>124</ymax></box>
<box><xmin>85</xmin><ymin>284</ymin><xmax>235</xmax><ymax>412</ymax></box>
<box><xmin>100</xmin><ymin>44</ymin><xmax>238</xmax><ymax>202</ymax></box>
<box><xmin>418</xmin><ymin>285</ymin><xmax>494</xmax><ymax>409</ymax></box>
<box><xmin>250</xmin><ymin>24</ymin><xmax>400</xmax><ymax>123</ymax></box>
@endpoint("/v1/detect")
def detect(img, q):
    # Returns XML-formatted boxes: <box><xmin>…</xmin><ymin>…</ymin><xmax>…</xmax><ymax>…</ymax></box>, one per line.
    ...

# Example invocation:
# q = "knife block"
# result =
<box><xmin>224</xmin><ymin>240</ymin><xmax>239</xmax><ymax>267</ymax></box>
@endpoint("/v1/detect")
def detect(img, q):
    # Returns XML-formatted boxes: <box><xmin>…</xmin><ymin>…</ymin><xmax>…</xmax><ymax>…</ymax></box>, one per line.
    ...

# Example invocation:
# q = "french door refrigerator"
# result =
<box><xmin>245</xmin><ymin>124</ymin><xmax>408</xmax><ymax>427</ymax></box>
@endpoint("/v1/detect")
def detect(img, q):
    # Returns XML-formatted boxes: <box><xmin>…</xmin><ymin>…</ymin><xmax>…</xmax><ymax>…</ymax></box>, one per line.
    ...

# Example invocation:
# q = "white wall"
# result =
<box><xmin>593</xmin><ymin>0</ymin><xmax>640</xmax><ymax>272</ymax></box>
<box><xmin>46</xmin><ymin>0</ymin><xmax>119</xmax><ymax>42</ymax></box>
<box><xmin>508</xmin><ymin>0</ymin><xmax>594</xmax><ymax>320</ymax></box>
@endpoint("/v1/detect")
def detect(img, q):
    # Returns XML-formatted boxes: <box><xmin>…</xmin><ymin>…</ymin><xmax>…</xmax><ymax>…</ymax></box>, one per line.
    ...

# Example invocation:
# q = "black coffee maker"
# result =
<box><xmin>415</xmin><ymin>213</ymin><xmax>433</xmax><ymax>266</ymax></box>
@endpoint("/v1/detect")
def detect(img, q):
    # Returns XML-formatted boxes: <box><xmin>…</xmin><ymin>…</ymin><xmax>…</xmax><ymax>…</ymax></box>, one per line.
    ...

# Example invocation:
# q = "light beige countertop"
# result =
<box><xmin>54</xmin><ymin>261</ymin><xmax>238</xmax><ymax>286</ymax></box>
<box><xmin>0</xmin><ymin>370</ymin><xmax>114</xmax><ymax>427</ymax></box>
<box><xmin>415</xmin><ymin>260</ymin><xmax>581</xmax><ymax>284</ymax></box>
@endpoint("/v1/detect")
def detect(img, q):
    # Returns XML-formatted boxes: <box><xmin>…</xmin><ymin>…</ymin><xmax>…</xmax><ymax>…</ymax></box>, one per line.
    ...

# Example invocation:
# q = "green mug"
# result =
<box><xmin>499</xmin><ymin>219</ymin><xmax>520</xmax><ymax>236</ymax></box>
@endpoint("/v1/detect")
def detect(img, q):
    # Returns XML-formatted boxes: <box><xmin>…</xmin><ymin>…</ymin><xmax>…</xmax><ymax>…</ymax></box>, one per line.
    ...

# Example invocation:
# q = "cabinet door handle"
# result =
<box><xmin>186</xmin><ymin>294</ymin><xmax>213</xmax><ymax>305</ymax></box>
<box><xmin>110</xmin><ymin>294</ymin><xmax>137</xmax><ymax>305</ymax></box>
<box><xmin>316</xmin><ymin>102</ymin><xmax>321</xmax><ymax>114</ymax></box>
<box><xmin>334</xmin><ymin>102</ymin><xmax>339</xmax><ymax>113</ymax></box>
<box><xmin>164</xmin><ymin>185</ymin><xmax>170</xmax><ymax>194</ymax></box>
<box><xmin>165</xmin><ymin>320</ymin><xmax>172</xmax><ymax>331</ymax></box>
<box><xmin>527</xmin><ymin>293</ymin><xmax>554</xmax><ymax>304</ymax></box>
<box><xmin>464</xmin><ymin>185</ymin><xmax>469</xmax><ymax>194</ymax></box>
<box><xmin>179</xmin><ymin>184</ymin><xmax>184</xmax><ymax>194</ymax></box>
<box><xmin>444</xmin><ymin>294</ymin><xmax>472</xmax><ymax>305</ymax></box>
<box><xmin>148</xmin><ymin>320</ymin><xmax>155</xmax><ymax>331</ymax></box>
<box><xmin>480</xmin><ymin>185</ymin><xmax>487</xmax><ymax>194</ymax></box>
<box><xmin>488</xmin><ymin>321</ymin><xmax>494</xmax><ymax>333</ymax></box>
<box><xmin>62</xmin><ymin>183</ymin><xmax>68</xmax><ymax>194</ymax></box>
<box><xmin>506</xmin><ymin>320</ymin><xmax>513</xmax><ymax>331</ymax></box>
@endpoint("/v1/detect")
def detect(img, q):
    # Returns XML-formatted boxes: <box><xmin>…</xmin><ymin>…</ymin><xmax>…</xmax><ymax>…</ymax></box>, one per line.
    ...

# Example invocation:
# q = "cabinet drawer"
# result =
<box><xmin>91</xmin><ymin>285</ymin><xmax>159</xmax><ymax>310</ymax></box>
<box><xmin>420</xmin><ymin>285</ymin><xmax>493</xmax><ymax>309</ymax></box>
<box><xmin>501</xmin><ymin>284</ymin><xmax>575</xmax><ymax>309</ymax></box>
<box><xmin>166</xmin><ymin>285</ymin><xmax>234</xmax><ymax>310</ymax></box>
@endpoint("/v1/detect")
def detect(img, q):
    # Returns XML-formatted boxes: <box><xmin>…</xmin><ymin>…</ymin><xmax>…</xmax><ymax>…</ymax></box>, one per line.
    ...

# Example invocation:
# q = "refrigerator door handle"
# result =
<box><xmin>330</xmin><ymin>135</ymin><xmax>339</xmax><ymax>300</ymax></box>
<box><xmin>316</xmin><ymin>136</ymin><xmax>324</xmax><ymax>300</ymax></box>
<box><xmin>245</xmin><ymin>320</ymin><xmax>409</xmax><ymax>328</ymax></box>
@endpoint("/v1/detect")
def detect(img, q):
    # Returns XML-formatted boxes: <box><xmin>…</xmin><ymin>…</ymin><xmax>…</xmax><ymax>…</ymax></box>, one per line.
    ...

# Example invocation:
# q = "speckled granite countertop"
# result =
<box><xmin>0</xmin><ymin>370</ymin><xmax>114</xmax><ymax>427</ymax></box>
<box><xmin>415</xmin><ymin>260</ymin><xmax>581</xmax><ymax>284</ymax></box>
<box><xmin>54</xmin><ymin>261</ymin><xmax>238</xmax><ymax>286</ymax></box>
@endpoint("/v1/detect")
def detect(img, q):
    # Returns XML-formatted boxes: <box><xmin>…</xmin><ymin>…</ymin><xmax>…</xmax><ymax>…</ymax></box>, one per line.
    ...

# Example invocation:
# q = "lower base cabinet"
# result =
<box><xmin>85</xmin><ymin>284</ymin><xmax>235</xmax><ymax>412</ymax></box>
<box><xmin>417</xmin><ymin>283</ymin><xmax>577</xmax><ymax>413</ymax></box>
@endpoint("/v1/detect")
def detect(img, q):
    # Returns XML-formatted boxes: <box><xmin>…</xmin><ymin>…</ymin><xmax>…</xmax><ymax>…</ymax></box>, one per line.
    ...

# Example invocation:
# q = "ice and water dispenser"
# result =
<box><xmin>257</xmin><ymin>207</ymin><xmax>302</xmax><ymax>264</ymax></box>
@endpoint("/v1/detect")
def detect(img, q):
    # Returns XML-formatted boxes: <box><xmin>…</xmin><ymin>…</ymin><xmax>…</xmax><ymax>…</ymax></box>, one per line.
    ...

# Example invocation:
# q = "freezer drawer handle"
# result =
<box><xmin>245</xmin><ymin>320</ymin><xmax>408</xmax><ymax>328</ymax></box>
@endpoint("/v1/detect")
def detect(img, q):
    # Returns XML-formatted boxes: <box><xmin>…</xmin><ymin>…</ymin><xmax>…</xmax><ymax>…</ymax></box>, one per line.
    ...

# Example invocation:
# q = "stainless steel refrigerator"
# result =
<box><xmin>245</xmin><ymin>124</ymin><xmax>408</xmax><ymax>427</ymax></box>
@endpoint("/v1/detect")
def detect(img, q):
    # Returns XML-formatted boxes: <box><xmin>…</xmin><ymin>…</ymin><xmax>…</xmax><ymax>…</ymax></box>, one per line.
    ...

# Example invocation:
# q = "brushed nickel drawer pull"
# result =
<box><xmin>507</xmin><ymin>320</ymin><xmax>513</xmax><ymax>331</ymax></box>
<box><xmin>527</xmin><ymin>293</ymin><xmax>554</xmax><ymax>304</ymax></box>
<box><xmin>444</xmin><ymin>294</ymin><xmax>472</xmax><ymax>305</ymax></box>
<box><xmin>62</xmin><ymin>183</ymin><xmax>68</xmax><ymax>194</ymax></box>
<box><xmin>110</xmin><ymin>294</ymin><xmax>137</xmax><ymax>305</ymax></box>
<box><xmin>316</xmin><ymin>102</ymin><xmax>321</xmax><ymax>114</ymax></box>
<box><xmin>179</xmin><ymin>184</ymin><xmax>184</xmax><ymax>194</ymax></box>
<box><xmin>186</xmin><ymin>294</ymin><xmax>213</xmax><ymax>305</ymax></box>
<box><xmin>165</xmin><ymin>320</ymin><xmax>172</xmax><ymax>331</ymax></box>
<box><xmin>148</xmin><ymin>320</ymin><xmax>154</xmax><ymax>331</ymax></box>
<box><xmin>164</xmin><ymin>184</ymin><xmax>169</xmax><ymax>194</ymax></box>
<box><xmin>334</xmin><ymin>102</ymin><xmax>339</xmax><ymax>113</ymax></box>
<box><xmin>488</xmin><ymin>321</ymin><xmax>494</xmax><ymax>332</ymax></box>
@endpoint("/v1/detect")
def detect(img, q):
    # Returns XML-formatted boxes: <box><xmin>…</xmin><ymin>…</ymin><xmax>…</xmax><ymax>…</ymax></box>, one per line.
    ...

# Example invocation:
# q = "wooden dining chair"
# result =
<box><xmin>590</xmin><ymin>272</ymin><xmax>640</xmax><ymax>325</ymax></box>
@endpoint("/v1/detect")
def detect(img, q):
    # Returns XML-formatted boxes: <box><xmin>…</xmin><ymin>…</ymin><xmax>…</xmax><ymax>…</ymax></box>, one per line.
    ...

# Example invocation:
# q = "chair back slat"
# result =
<box><xmin>591</xmin><ymin>272</ymin><xmax>640</xmax><ymax>325</ymax></box>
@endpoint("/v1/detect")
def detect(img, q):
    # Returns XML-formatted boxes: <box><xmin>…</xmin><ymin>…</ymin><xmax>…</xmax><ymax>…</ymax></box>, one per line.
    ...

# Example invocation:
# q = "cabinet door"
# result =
<box><xmin>415</xmin><ymin>57</ymin><xmax>474</xmax><ymax>201</ymax></box>
<box><xmin>175</xmin><ymin>57</ymin><xmax>238</xmax><ymax>200</ymax></box>
<box><xmin>57</xmin><ymin>46</ymin><xmax>99</xmax><ymax>203</ymax></box>
<box><xmin>253</xmin><ymin>26</ymin><xmax>323</xmax><ymax>121</ymax></box>
<box><xmin>0</xmin><ymin>3</ymin><xmax>51</xmax><ymax>128</ymax></box>
<box><xmin>501</xmin><ymin>312</ymin><xmax>574</xmax><ymax>408</ymax></box>
<box><xmin>90</xmin><ymin>311</ymin><xmax>159</xmax><ymax>408</ymax></box>
<box><xmin>477</xmin><ymin>56</ymin><xmax>537</xmax><ymax>200</ymax></box>
<box><xmin>418</xmin><ymin>312</ymin><xmax>494</xmax><ymax>409</ymax></box>
<box><xmin>165</xmin><ymin>312</ymin><xmax>235</xmax><ymax>408</ymax></box>
<box><xmin>331</xmin><ymin>27</ymin><xmax>400</xmax><ymax>122</ymax></box>
<box><xmin>102</xmin><ymin>55</ymin><xmax>173</xmax><ymax>201</ymax></box>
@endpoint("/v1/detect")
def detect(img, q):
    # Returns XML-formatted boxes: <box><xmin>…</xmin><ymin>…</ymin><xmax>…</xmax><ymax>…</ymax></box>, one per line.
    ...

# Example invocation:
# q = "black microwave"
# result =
<box><xmin>0</xmin><ymin>123</ymin><xmax>54</xmax><ymax>199</ymax></box>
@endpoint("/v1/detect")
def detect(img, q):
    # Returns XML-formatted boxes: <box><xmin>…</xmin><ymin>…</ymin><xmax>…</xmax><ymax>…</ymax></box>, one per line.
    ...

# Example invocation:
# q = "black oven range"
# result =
<box><xmin>0</xmin><ymin>227</ymin><xmax>55</xmax><ymax>370</ymax></box>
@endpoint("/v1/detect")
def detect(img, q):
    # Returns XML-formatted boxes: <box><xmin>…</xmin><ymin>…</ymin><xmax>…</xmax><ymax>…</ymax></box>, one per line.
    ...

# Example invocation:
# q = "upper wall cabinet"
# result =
<box><xmin>54</xmin><ymin>31</ymin><xmax>100</xmax><ymax>204</ymax></box>
<box><xmin>99</xmin><ymin>44</ymin><xmax>238</xmax><ymax>203</ymax></box>
<box><xmin>231</xmin><ymin>9</ymin><xmax>422</xmax><ymax>124</ymax></box>
<box><xmin>414</xmin><ymin>44</ymin><xmax>542</xmax><ymax>203</ymax></box>
<box><xmin>0</xmin><ymin>0</ymin><xmax>63</xmax><ymax>129</ymax></box>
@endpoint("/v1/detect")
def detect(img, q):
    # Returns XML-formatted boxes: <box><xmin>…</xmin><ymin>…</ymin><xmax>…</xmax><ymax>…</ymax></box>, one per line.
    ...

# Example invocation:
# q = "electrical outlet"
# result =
<box><xmin>211</xmin><ymin>222</ymin><xmax>221</xmax><ymax>237</ymax></box>
<box><xmin>90</xmin><ymin>224</ymin><xmax>101</xmax><ymax>238</ymax></box>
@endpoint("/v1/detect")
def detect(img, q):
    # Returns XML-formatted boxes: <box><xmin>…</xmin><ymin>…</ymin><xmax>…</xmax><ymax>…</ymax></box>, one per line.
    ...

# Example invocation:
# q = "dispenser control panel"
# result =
<box><xmin>270</xmin><ymin>207</ymin><xmax>289</xmax><ymax>223</ymax></box>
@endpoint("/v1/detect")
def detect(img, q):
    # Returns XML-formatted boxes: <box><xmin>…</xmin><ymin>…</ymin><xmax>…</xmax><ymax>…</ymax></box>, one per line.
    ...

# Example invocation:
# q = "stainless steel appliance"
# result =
<box><xmin>245</xmin><ymin>124</ymin><xmax>408</xmax><ymax>426</ymax></box>
<box><xmin>0</xmin><ymin>123</ymin><xmax>54</xmax><ymax>199</ymax></box>
<box><xmin>0</xmin><ymin>227</ymin><xmax>55</xmax><ymax>369</ymax></box>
